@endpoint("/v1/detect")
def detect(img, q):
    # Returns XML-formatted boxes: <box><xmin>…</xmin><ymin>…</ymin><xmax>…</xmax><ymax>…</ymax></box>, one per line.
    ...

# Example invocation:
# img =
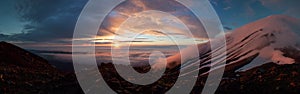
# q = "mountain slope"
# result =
<box><xmin>159</xmin><ymin>15</ymin><xmax>300</xmax><ymax>76</ymax></box>
<box><xmin>0</xmin><ymin>41</ymin><xmax>82</xmax><ymax>93</ymax></box>
<box><xmin>0</xmin><ymin>41</ymin><xmax>59</xmax><ymax>71</ymax></box>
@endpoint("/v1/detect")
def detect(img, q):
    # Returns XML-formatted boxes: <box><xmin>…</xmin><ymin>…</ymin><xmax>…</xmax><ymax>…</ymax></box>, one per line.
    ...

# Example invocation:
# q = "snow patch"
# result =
<box><xmin>271</xmin><ymin>50</ymin><xmax>295</xmax><ymax>65</ymax></box>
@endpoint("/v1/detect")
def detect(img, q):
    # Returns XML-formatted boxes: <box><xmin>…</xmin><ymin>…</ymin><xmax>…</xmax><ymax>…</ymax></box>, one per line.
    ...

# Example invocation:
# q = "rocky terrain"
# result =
<box><xmin>0</xmin><ymin>41</ymin><xmax>82</xmax><ymax>93</ymax></box>
<box><xmin>97</xmin><ymin>60</ymin><xmax>300</xmax><ymax>94</ymax></box>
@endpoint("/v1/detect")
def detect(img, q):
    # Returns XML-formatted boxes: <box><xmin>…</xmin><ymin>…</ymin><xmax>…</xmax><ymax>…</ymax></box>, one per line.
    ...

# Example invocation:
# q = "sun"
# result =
<box><xmin>113</xmin><ymin>43</ymin><xmax>120</xmax><ymax>48</ymax></box>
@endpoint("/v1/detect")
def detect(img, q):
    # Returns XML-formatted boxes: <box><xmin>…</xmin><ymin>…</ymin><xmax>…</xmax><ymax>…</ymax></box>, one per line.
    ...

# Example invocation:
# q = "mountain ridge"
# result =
<box><xmin>156</xmin><ymin>15</ymin><xmax>300</xmax><ymax>76</ymax></box>
<box><xmin>0</xmin><ymin>41</ymin><xmax>82</xmax><ymax>93</ymax></box>
<box><xmin>0</xmin><ymin>41</ymin><xmax>57</xmax><ymax>70</ymax></box>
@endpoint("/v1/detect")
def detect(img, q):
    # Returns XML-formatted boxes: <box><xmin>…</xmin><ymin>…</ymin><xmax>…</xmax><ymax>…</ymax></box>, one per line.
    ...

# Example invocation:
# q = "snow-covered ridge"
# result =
<box><xmin>228</xmin><ymin>15</ymin><xmax>300</xmax><ymax>68</ymax></box>
<box><xmin>153</xmin><ymin>15</ymin><xmax>300</xmax><ymax>75</ymax></box>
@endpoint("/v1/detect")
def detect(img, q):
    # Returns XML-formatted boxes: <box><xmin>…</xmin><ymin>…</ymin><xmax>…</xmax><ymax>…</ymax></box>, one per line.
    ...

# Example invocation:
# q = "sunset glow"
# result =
<box><xmin>113</xmin><ymin>43</ymin><xmax>120</xmax><ymax>48</ymax></box>
<box><xmin>1</xmin><ymin>0</ymin><xmax>300</xmax><ymax>93</ymax></box>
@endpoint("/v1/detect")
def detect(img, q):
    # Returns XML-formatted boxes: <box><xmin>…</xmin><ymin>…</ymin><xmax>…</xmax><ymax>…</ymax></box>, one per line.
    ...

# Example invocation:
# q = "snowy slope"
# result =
<box><xmin>153</xmin><ymin>15</ymin><xmax>300</xmax><ymax>76</ymax></box>
<box><xmin>227</xmin><ymin>15</ymin><xmax>300</xmax><ymax>71</ymax></box>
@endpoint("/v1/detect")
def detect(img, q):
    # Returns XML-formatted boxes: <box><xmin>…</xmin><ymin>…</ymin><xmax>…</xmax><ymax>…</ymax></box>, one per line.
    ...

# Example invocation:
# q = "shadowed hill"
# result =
<box><xmin>0</xmin><ymin>41</ymin><xmax>82</xmax><ymax>93</ymax></box>
<box><xmin>0</xmin><ymin>41</ymin><xmax>59</xmax><ymax>71</ymax></box>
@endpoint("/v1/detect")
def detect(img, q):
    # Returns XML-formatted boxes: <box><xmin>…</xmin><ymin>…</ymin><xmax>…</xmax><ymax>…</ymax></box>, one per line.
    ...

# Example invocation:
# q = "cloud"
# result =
<box><xmin>29</xmin><ymin>49</ymin><xmax>84</xmax><ymax>55</ymax></box>
<box><xmin>95</xmin><ymin>42</ymin><xmax>113</xmax><ymax>45</ymax></box>
<box><xmin>99</xmin><ymin>0</ymin><xmax>208</xmax><ymax>38</ymax></box>
<box><xmin>119</xmin><ymin>40</ymin><xmax>154</xmax><ymax>43</ymax></box>
<box><xmin>223</xmin><ymin>6</ymin><xmax>231</xmax><ymax>10</ymax></box>
<box><xmin>0</xmin><ymin>33</ymin><xmax>21</xmax><ymax>42</ymax></box>
<box><xmin>0</xmin><ymin>33</ymin><xmax>9</xmax><ymax>40</ymax></box>
<box><xmin>142</xmin><ymin>30</ymin><xmax>167</xmax><ymax>36</ymax></box>
<box><xmin>0</xmin><ymin>0</ymin><xmax>211</xmax><ymax>46</ymax></box>
<box><xmin>3</xmin><ymin>0</ymin><xmax>88</xmax><ymax>43</ymax></box>
<box><xmin>2</xmin><ymin>0</ymin><xmax>299</xmax><ymax>45</ymax></box>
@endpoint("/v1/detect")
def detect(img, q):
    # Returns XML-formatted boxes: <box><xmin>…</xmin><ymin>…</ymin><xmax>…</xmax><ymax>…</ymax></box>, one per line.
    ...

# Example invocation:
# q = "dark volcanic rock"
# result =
<box><xmin>0</xmin><ymin>41</ymin><xmax>82</xmax><ymax>94</ymax></box>
<box><xmin>0</xmin><ymin>41</ymin><xmax>57</xmax><ymax>70</ymax></box>
<box><xmin>98</xmin><ymin>62</ymin><xmax>300</xmax><ymax>94</ymax></box>
<box><xmin>215</xmin><ymin>63</ymin><xmax>300</xmax><ymax>94</ymax></box>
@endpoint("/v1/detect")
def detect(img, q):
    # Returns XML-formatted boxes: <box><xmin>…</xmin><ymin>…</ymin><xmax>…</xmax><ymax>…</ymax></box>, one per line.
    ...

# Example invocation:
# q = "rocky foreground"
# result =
<box><xmin>215</xmin><ymin>63</ymin><xmax>300</xmax><ymax>94</ymax></box>
<box><xmin>0</xmin><ymin>41</ymin><xmax>82</xmax><ymax>93</ymax></box>
<box><xmin>98</xmin><ymin>62</ymin><xmax>300</xmax><ymax>94</ymax></box>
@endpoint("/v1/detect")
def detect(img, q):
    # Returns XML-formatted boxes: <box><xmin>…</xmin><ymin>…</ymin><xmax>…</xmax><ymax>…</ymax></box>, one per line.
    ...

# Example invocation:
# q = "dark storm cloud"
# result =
<box><xmin>9</xmin><ymin>0</ymin><xmax>88</xmax><ymax>42</ymax></box>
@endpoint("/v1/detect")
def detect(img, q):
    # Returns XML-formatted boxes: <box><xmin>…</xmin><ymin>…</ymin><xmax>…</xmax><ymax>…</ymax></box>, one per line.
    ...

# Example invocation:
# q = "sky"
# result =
<box><xmin>0</xmin><ymin>0</ymin><xmax>24</xmax><ymax>35</ymax></box>
<box><xmin>0</xmin><ymin>0</ymin><xmax>300</xmax><ymax>48</ymax></box>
